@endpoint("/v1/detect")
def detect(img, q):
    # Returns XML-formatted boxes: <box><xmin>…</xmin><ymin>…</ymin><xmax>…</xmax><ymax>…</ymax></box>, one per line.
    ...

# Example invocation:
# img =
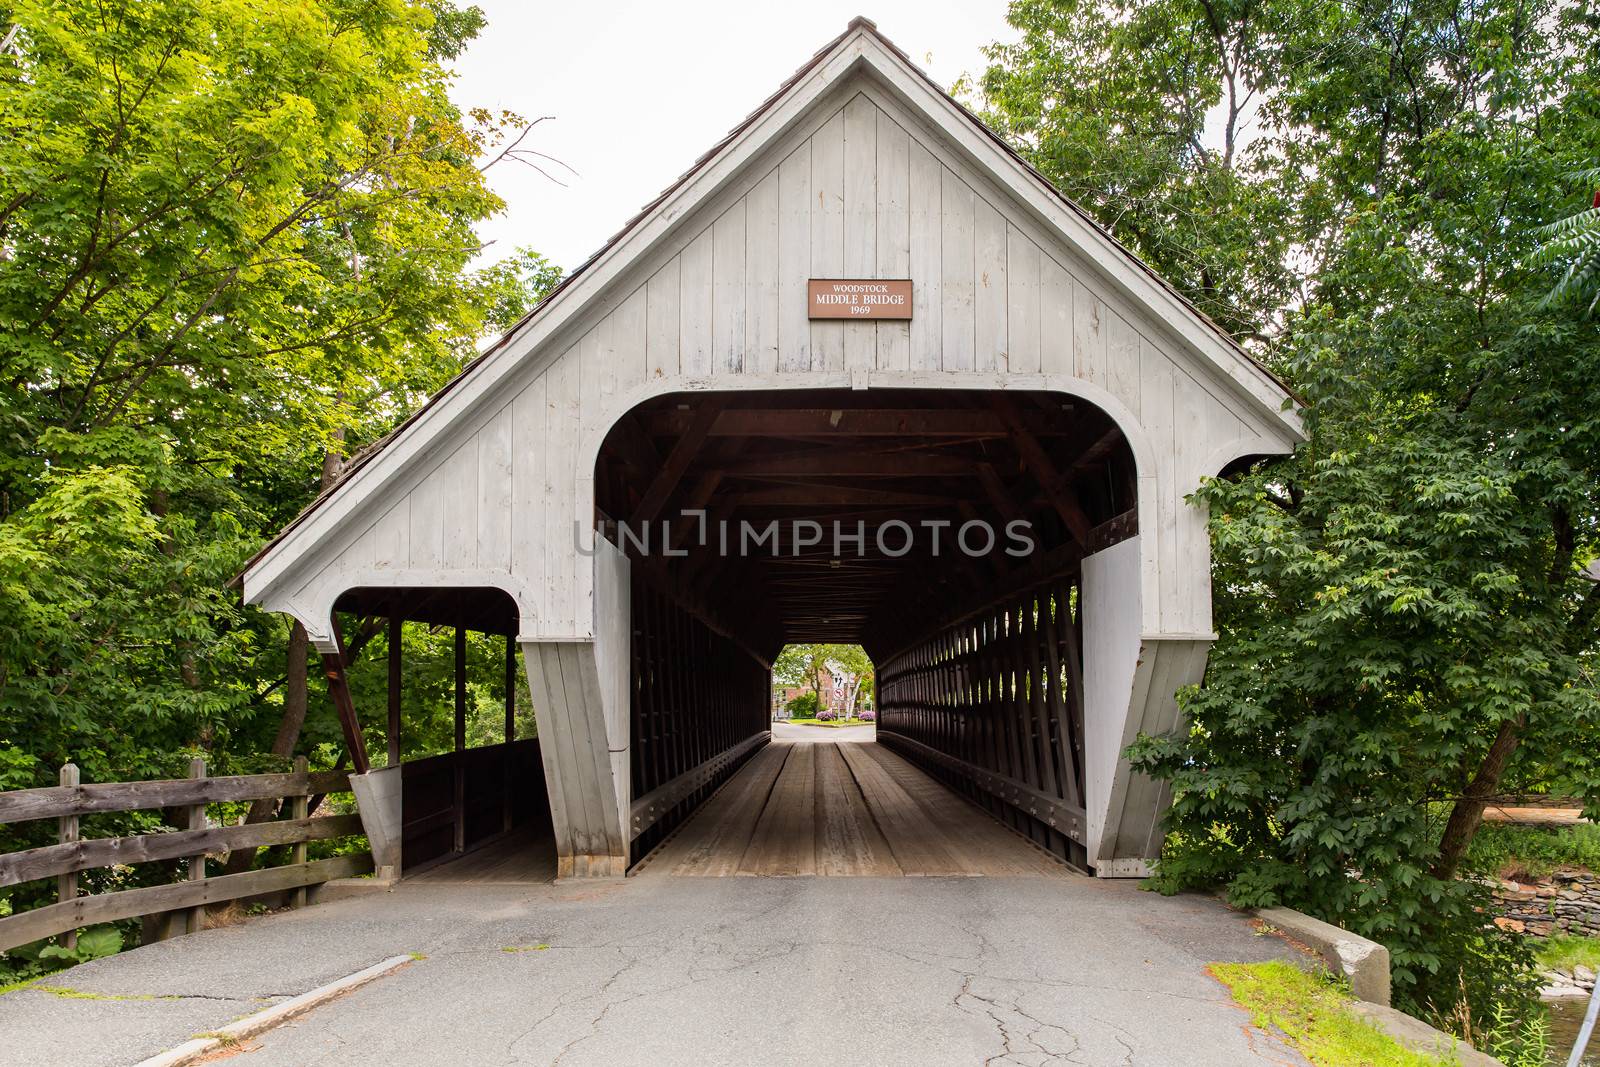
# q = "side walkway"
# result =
<box><xmin>0</xmin><ymin>873</ymin><xmax>1308</xmax><ymax>1066</ymax></box>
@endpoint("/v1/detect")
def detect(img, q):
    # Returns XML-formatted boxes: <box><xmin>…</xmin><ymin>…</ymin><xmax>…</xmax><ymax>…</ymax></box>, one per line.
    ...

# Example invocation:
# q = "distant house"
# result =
<box><xmin>772</xmin><ymin>660</ymin><xmax>870</xmax><ymax>718</ymax></box>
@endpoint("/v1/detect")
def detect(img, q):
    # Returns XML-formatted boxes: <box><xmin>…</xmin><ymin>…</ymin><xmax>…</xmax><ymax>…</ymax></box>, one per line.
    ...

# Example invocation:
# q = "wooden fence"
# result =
<box><xmin>0</xmin><ymin>757</ymin><xmax>371</xmax><ymax>953</ymax></box>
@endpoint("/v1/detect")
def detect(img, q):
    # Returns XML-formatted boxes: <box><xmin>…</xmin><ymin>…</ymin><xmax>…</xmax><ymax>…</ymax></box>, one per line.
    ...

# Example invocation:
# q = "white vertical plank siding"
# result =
<box><xmin>477</xmin><ymin>406</ymin><xmax>513</xmax><ymax>571</ymax></box>
<box><xmin>1140</xmin><ymin>339</ymin><xmax>1177</xmax><ymax>634</ymax></box>
<box><xmin>1006</xmin><ymin>226</ymin><xmax>1041</xmax><ymax>375</ymax></box>
<box><xmin>809</xmin><ymin>108</ymin><xmax>845</xmax><ymax>372</ymax></box>
<box><xmin>974</xmin><ymin>198</ymin><xmax>1007</xmax><ymax>373</ymax></box>
<box><xmin>511</xmin><ymin>373</ymin><xmax>547</xmax><ymax>628</ymax></box>
<box><xmin>842</xmin><ymin>94</ymin><xmax>878</xmax><ymax>374</ymax></box>
<box><xmin>712</xmin><ymin>204</ymin><xmax>746</xmax><ymax>375</ymax></box>
<box><xmin>372</xmin><ymin>498</ymin><xmax>409</xmax><ymax>568</ymax></box>
<box><xmin>907</xmin><ymin>140</ymin><xmax>941</xmax><ymax>370</ymax></box>
<box><xmin>777</xmin><ymin>142</ymin><xmax>812</xmax><ymax>372</ymax></box>
<box><xmin>1106</xmin><ymin>309</ymin><xmax>1142</xmax><ymax>417</ymax></box>
<box><xmin>679</xmin><ymin>228</ymin><xmax>714</xmax><ymax>376</ymax></box>
<box><xmin>744</xmin><ymin>168</ymin><xmax>781</xmax><ymax>374</ymax></box>
<box><xmin>578</xmin><ymin>326</ymin><xmax>604</xmax><ymax>440</ymax></box>
<box><xmin>441</xmin><ymin>435</ymin><xmax>478</xmax><ymax>568</ymax></box>
<box><xmin>1073</xmin><ymin>281</ymin><xmax>1107</xmax><ymax>388</ymax></box>
<box><xmin>407</xmin><ymin>458</ymin><xmax>445</xmax><ymax>568</ymax></box>
<box><xmin>875</xmin><ymin>109</ymin><xmax>910</xmax><ymax>371</ymax></box>
<box><xmin>544</xmin><ymin>351</ymin><xmax>581</xmax><ymax>629</ymax></box>
<box><xmin>940</xmin><ymin>169</ymin><xmax>975</xmax><ymax>372</ymax></box>
<box><xmin>1040</xmin><ymin>254</ymin><xmax>1073</xmax><ymax>374</ymax></box>
<box><xmin>613</xmin><ymin>286</ymin><xmax>649</xmax><ymax>393</ymax></box>
<box><xmin>646</xmin><ymin>257</ymin><xmax>681</xmax><ymax>379</ymax></box>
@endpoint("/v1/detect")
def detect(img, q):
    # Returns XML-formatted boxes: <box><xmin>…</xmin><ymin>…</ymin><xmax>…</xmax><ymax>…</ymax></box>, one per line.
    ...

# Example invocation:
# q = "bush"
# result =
<box><xmin>817</xmin><ymin>708</ymin><xmax>837</xmax><ymax>722</ymax></box>
<box><xmin>785</xmin><ymin>691</ymin><xmax>818</xmax><ymax>718</ymax></box>
<box><xmin>1465</xmin><ymin>821</ymin><xmax>1600</xmax><ymax>880</ymax></box>
<box><xmin>859</xmin><ymin>709</ymin><xmax>876</xmax><ymax>722</ymax></box>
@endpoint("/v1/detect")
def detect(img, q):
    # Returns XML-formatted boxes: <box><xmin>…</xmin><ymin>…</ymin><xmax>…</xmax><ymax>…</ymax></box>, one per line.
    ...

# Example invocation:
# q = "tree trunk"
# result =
<box><xmin>223</xmin><ymin>622</ymin><xmax>312</xmax><ymax>875</ymax></box>
<box><xmin>1431</xmin><ymin>715</ymin><xmax>1525</xmax><ymax>881</ymax></box>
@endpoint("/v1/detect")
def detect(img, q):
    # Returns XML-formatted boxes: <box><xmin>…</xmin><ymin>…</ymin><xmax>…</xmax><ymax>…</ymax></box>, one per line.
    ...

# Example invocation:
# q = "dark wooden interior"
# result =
<box><xmin>599</xmin><ymin>389</ymin><xmax>1134</xmax><ymax>870</ymax></box>
<box><xmin>593</xmin><ymin>388</ymin><xmax>1136</xmax><ymax>666</ymax></box>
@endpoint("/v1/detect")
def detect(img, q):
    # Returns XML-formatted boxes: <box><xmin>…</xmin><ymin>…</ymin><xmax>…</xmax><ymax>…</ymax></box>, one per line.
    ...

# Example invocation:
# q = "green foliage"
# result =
<box><xmin>0</xmin><ymin>0</ymin><xmax>559</xmax><ymax>797</ymax></box>
<box><xmin>0</xmin><ymin>0</ymin><xmax>560</xmax><ymax>958</ymax></box>
<box><xmin>1533</xmin><ymin>169</ymin><xmax>1600</xmax><ymax>315</ymax></box>
<box><xmin>785</xmin><ymin>691</ymin><xmax>820</xmax><ymax>719</ymax></box>
<box><xmin>1210</xmin><ymin>961</ymin><xmax>1458</xmax><ymax>1067</ymax></box>
<box><xmin>0</xmin><ymin>926</ymin><xmax>123</xmax><ymax>989</ymax></box>
<box><xmin>1466</xmin><ymin>823</ymin><xmax>1600</xmax><ymax>881</ymax></box>
<box><xmin>1535</xmin><ymin>935</ymin><xmax>1600</xmax><ymax>974</ymax></box>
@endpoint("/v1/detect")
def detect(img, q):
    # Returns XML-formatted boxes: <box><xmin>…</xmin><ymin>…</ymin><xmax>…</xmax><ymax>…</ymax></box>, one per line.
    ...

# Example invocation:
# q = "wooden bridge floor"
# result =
<box><xmin>638</xmin><ymin>741</ymin><xmax>1070</xmax><ymax>877</ymax></box>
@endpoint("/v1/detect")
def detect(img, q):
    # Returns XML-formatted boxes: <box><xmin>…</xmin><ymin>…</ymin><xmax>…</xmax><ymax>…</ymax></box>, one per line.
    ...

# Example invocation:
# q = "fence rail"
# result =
<box><xmin>0</xmin><ymin>758</ymin><xmax>369</xmax><ymax>953</ymax></box>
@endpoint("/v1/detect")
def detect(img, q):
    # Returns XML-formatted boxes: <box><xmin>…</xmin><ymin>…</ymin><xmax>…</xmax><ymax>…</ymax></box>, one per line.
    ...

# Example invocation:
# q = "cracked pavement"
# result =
<box><xmin>1</xmin><ymin>875</ymin><xmax>1310</xmax><ymax>1066</ymax></box>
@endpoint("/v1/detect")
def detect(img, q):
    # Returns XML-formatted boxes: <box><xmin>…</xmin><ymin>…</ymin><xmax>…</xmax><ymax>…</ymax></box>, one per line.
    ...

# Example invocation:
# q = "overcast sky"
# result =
<box><xmin>448</xmin><ymin>2</ymin><xmax>1017</xmax><ymax>272</ymax></box>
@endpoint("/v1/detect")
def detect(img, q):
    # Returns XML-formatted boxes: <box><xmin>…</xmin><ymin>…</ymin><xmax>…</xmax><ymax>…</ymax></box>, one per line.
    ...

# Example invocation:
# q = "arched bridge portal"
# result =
<box><xmin>237</xmin><ymin>19</ymin><xmax>1302</xmax><ymax>882</ymax></box>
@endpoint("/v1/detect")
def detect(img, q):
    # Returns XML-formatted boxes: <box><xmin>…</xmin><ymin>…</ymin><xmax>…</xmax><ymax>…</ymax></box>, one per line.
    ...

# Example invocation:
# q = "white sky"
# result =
<box><xmin>448</xmin><ymin>3</ymin><xmax>1017</xmax><ymax>272</ymax></box>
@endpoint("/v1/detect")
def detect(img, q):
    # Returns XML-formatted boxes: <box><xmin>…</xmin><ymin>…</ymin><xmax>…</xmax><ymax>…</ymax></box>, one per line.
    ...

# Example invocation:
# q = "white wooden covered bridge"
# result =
<box><xmin>239</xmin><ymin>19</ymin><xmax>1302</xmax><ymax>883</ymax></box>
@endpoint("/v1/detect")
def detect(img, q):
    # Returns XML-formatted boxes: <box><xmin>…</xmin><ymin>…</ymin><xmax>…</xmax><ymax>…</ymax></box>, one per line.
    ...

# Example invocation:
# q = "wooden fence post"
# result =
<box><xmin>186</xmin><ymin>757</ymin><xmax>206</xmax><ymax>936</ymax></box>
<box><xmin>58</xmin><ymin>763</ymin><xmax>79</xmax><ymax>950</ymax></box>
<box><xmin>289</xmin><ymin>755</ymin><xmax>309</xmax><ymax>908</ymax></box>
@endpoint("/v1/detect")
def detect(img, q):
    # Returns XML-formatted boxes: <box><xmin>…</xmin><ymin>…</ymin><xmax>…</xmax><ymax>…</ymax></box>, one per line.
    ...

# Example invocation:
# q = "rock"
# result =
<box><xmin>1543</xmin><ymin>985</ymin><xmax>1590</xmax><ymax>999</ymax></box>
<box><xmin>1494</xmin><ymin>917</ymin><xmax>1526</xmax><ymax>933</ymax></box>
<box><xmin>1575</xmin><ymin>964</ymin><xmax>1597</xmax><ymax>983</ymax></box>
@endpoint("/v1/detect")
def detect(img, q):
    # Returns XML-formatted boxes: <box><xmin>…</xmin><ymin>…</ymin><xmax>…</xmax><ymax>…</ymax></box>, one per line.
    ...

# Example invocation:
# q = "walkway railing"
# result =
<box><xmin>0</xmin><ymin>757</ymin><xmax>371</xmax><ymax>953</ymax></box>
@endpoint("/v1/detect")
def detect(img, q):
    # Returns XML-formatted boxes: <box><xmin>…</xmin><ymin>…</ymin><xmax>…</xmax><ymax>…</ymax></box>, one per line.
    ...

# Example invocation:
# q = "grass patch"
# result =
<box><xmin>500</xmin><ymin>944</ymin><xmax>549</xmax><ymax>953</ymax></box>
<box><xmin>785</xmin><ymin>718</ymin><xmax>872</xmax><ymax>728</ymax></box>
<box><xmin>1466</xmin><ymin>821</ymin><xmax>1600</xmax><ymax>879</ymax></box>
<box><xmin>1211</xmin><ymin>961</ymin><xmax>1457</xmax><ymax>1066</ymax></box>
<box><xmin>1535</xmin><ymin>934</ymin><xmax>1600</xmax><ymax>973</ymax></box>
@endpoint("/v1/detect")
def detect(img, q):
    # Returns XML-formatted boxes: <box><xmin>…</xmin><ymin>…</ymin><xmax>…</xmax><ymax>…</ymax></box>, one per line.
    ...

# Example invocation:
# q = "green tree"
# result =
<box><xmin>981</xmin><ymin>0</ymin><xmax>1600</xmax><ymax>1052</ymax></box>
<box><xmin>0</xmin><ymin>0</ymin><xmax>556</xmax><ymax>811</ymax></box>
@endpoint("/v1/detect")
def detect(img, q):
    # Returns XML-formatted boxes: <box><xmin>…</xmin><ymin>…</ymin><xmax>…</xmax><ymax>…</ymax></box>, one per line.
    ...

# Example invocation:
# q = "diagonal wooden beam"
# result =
<box><xmin>629</xmin><ymin>398</ymin><xmax>724</xmax><ymax>526</ymax></box>
<box><xmin>322</xmin><ymin>616</ymin><xmax>371</xmax><ymax>776</ymax></box>
<box><xmin>990</xmin><ymin>395</ymin><xmax>1092</xmax><ymax>547</ymax></box>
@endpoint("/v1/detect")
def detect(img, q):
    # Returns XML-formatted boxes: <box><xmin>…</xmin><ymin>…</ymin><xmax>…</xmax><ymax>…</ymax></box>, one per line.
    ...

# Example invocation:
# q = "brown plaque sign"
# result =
<box><xmin>808</xmin><ymin>279</ymin><xmax>913</xmax><ymax>320</ymax></box>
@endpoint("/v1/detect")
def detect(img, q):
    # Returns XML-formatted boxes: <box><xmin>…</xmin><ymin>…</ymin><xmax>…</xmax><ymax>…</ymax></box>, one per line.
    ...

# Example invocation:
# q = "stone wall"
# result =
<box><xmin>1491</xmin><ymin>870</ymin><xmax>1600</xmax><ymax>938</ymax></box>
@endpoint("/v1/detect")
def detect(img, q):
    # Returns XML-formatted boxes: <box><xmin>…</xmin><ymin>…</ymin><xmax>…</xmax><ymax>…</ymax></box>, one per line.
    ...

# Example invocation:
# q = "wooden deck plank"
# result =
<box><xmin>856</xmin><ymin>742</ymin><xmax>1064</xmax><ymax>877</ymax></box>
<box><xmin>814</xmin><ymin>743</ymin><xmax>902</xmax><ymax>876</ymax></box>
<box><xmin>638</xmin><ymin>741</ymin><xmax>1069</xmax><ymax>879</ymax></box>
<box><xmin>835</xmin><ymin>741</ymin><xmax>967</xmax><ymax>875</ymax></box>
<box><xmin>737</xmin><ymin>743</ymin><xmax>817</xmax><ymax>876</ymax></box>
<box><xmin>407</xmin><ymin>829</ymin><xmax>557</xmax><ymax>884</ymax></box>
<box><xmin>651</xmin><ymin>743</ymin><xmax>790</xmax><ymax>876</ymax></box>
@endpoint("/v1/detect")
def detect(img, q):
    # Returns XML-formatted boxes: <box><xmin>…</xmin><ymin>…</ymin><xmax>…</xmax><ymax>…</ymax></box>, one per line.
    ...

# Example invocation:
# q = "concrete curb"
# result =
<box><xmin>1247</xmin><ymin>906</ymin><xmax>1504</xmax><ymax>1065</ymax></box>
<box><xmin>133</xmin><ymin>954</ymin><xmax>414</xmax><ymax>1067</ymax></box>
<box><xmin>1254</xmin><ymin>905</ymin><xmax>1391</xmax><ymax>1006</ymax></box>
<box><xmin>1350</xmin><ymin>1002</ymin><xmax>1506</xmax><ymax>1067</ymax></box>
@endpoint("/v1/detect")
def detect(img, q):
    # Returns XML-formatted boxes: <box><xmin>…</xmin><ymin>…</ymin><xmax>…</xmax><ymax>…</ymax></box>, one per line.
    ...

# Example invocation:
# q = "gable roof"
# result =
<box><xmin>237</xmin><ymin>17</ymin><xmax>1302</xmax><ymax>595</ymax></box>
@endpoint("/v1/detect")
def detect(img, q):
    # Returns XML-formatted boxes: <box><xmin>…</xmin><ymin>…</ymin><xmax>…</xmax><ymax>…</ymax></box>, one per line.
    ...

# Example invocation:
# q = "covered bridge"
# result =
<box><xmin>239</xmin><ymin>19</ymin><xmax>1303</xmax><ymax>882</ymax></box>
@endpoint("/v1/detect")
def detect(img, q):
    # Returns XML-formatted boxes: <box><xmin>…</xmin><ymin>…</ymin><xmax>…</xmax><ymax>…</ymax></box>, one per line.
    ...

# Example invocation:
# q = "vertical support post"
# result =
<box><xmin>321</xmin><ymin>615</ymin><xmax>372</xmax><ymax>776</ymax></box>
<box><xmin>58</xmin><ymin>763</ymin><xmax>79</xmax><ymax>950</ymax></box>
<box><xmin>186</xmin><ymin>757</ymin><xmax>206</xmax><ymax>936</ymax></box>
<box><xmin>289</xmin><ymin>755</ymin><xmax>309</xmax><ymax>908</ymax></box>
<box><xmin>504</xmin><ymin>634</ymin><xmax>516</xmax><ymax>743</ymax></box>
<box><xmin>503</xmin><ymin>634</ymin><xmax>516</xmax><ymax>833</ymax></box>
<box><xmin>387</xmin><ymin>613</ymin><xmax>402</xmax><ymax>768</ymax></box>
<box><xmin>454</xmin><ymin>626</ymin><xmax>467</xmax><ymax>854</ymax></box>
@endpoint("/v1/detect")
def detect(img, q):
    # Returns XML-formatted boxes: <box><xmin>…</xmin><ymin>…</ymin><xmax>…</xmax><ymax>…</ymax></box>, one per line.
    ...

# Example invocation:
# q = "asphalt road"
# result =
<box><xmin>1</xmin><ymin>872</ymin><xmax>1308</xmax><ymax>1066</ymax></box>
<box><xmin>771</xmin><ymin>720</ymin><xmax>876</xmax><ymax>743</ymax></box>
